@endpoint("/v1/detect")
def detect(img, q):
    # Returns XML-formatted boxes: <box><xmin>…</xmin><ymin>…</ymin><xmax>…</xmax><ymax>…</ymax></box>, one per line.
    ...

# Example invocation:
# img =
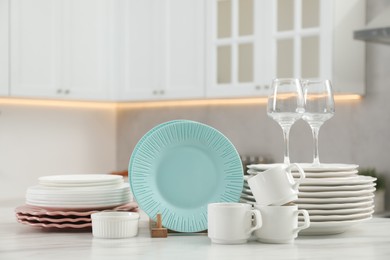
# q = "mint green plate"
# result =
<box><xmin>129</xmin><ymin>120</ymin><xmax>243</xmax><ymax>232</ymax></box>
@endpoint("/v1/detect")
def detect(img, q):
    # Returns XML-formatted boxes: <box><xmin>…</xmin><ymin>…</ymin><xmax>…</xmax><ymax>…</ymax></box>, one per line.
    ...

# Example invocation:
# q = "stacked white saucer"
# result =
<box><xmin>26</xmin><ymin>174</ymin><xmax>131</xmax><ymax>209</ymax></box>
<box><xmin>245</xmin><ymin>163</ymin><xmax>377</xmax><ymax>235</ymax></box>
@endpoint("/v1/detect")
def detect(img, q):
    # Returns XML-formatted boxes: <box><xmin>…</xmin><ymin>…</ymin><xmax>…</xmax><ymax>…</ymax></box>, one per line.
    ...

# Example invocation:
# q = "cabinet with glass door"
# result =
<box><xmin>206</xmin><ymin>0</ymin><xmax>365</xmax><ymax>98</ymax></box>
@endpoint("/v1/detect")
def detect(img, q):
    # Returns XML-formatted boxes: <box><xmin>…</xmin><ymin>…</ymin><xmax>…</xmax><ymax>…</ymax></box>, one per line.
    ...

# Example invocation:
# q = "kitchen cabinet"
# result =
<box><xmin>114</xmin><ymin>0</ymin><xmax>205</xmax><ymax>101</ymax></box>
<box><xmin>0</xmin><ymin>0</ymin><xmax>9</xmax><ymax>96</ymax></box>
<box><xmin>206</xmin><ymin>0</ymin><xmax>365</xmax><ymax>98</ymax></box>
<box><xmin>9</xmin><ymin>0</ymin><xmax>111</xmax><ymax>101</ymax></box>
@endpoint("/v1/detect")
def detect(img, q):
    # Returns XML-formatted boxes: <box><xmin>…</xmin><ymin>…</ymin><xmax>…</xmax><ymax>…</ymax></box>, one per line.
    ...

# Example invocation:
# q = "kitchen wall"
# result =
<box><xmin>0</xmin><ymin>103</ymin><xmax>117</xmax><ymax>200</ymax></box>
<box><xmin>117</xmin><ymin>1</ymin><xmax>390</xmax><ymax>209</ymax></box>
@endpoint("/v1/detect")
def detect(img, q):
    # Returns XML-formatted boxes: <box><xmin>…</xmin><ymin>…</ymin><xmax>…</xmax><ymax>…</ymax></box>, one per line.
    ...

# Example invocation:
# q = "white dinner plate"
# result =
<box><xmin>247</xmin><ymin>163</ymin><xmax>359</xmax><ymax>172</ymax></box>
<box><xmin>299</xmin><ymin>210</ymin><xmax>374</xmax><ymax>222</ymax></box>
<box><xmin>39</xmin><ymin>174</ymin><xmax>123</xmax><ymax>186</ymax></box>
<box><xmin>298</xmin><ymin>188</ymin><xmax>376</xmax><ymax>198</ymax></box>
<box><xmin>26</xmin><ymin>192</ymin><xmax>131</xmax><ymax>201</ymax></box>
<box><xmin>239</xmin><ymin>199</ymin><xmax>255</xmax><ymax>205</ymax></box>
<box><xmin>296</xmin><ymin>194</ymin><xmax>374</xmax><ymax>204</ymax></box>
<box><xmin>299</xmin><ymin>183</ymin><xmax>376</xmax><ymax>192</ymax></box>
<box><xmin>26</xmin><ymin>200</ymin><xmax>129</xmax><ymax>209</ymax></box>
<box><xmin>297</xmin><ymin>199</ymin><xmax>374</xmax><ymax>209</ymax></box>
<box><xmin>300</xmin><ymin>176</ymin><xmax>376</xmax><ymax>186</ymax></box>
<box><xmin>247</xmin><ymin>169</ymin><xmax>358</xmax><ymax>178</ymax></box>
<box><xmin>306</xmin><ymin>205</ymin><xmax>374</xmax><ymax>215</ymax></box>
<box><xmin>26</xmin><ymin>183</ymin><xmax>130</xmax><ymax>195</ymax></box>
<box><xmin>241</xmin><ymin>189</ymin><xmax>253</xmax><ymax>196</ymax></box>
<box><xmin>299</xmin><ymin>217</ymin><xmax>372</xmax><ymax>235</ymax></box>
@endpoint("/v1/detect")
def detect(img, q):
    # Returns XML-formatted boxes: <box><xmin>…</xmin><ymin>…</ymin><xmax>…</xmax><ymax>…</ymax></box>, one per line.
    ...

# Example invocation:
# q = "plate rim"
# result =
<box><xmin>129</xmin><ymin>120</ymin><xmax>243</xmax><ymax>232</ymax></box>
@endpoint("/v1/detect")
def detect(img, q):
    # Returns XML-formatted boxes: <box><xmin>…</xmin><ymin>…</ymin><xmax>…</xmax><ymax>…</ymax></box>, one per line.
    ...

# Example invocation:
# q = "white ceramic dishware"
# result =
<box><xmin>91</xmin><ymin>212</ymin><xmax>140</xmax><ymax>239</ymax></box>
<box><xmin>254</xmin><ymin>204</ymin><xmax>310</xmax><ymax>244</ymax></box>
<box><xmin>207</xmin><ymin>203</ymin><xmax>262</xmax><ymax>244</ymax></box>
<box><xmin>248</xmin><ymin>163</ymin><xmax>305</xmax><ymax>205</ymax></box>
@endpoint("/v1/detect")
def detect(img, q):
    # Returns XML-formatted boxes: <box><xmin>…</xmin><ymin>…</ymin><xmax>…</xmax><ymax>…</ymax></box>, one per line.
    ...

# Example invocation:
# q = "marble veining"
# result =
<box><xmin>1</xmin><ymin>204</ymin><xmax>390</xmax><ymax>260</ymax></box>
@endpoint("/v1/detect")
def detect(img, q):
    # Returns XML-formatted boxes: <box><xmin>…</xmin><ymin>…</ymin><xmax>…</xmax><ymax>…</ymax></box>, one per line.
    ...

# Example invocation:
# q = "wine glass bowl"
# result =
<box><xmin>267</xmin><ymin>78</ymin><xmax>305</xmax><ymax>164</ymax></box>
<box><xmin>302</xmin><ymin>79</ymin><xmax>335</xmax><ymax>166</ymax></box>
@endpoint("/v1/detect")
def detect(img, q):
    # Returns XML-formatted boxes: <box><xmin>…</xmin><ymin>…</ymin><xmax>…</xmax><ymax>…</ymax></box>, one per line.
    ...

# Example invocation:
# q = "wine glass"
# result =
<box><xmin>267</xmin><ymin>78</ymin><xmax>305</xmax><ymax>164</ymax></box>
<box><xmin>302</xmin><ymin>79</ymin><xmax>335</xmax><ymax>166</ymax></box>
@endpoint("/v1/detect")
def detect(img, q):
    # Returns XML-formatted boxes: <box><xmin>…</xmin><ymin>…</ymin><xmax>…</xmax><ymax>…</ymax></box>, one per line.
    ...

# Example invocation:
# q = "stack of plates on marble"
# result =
<box><xmin>245</xmin><ymin>163</ymin><xmax>377</xmax><ymax>235</ymax></box>
<box><xmin>16</xmin><ymin>174</ymin><xmax>137</xmax><ymax>229</ymax></box>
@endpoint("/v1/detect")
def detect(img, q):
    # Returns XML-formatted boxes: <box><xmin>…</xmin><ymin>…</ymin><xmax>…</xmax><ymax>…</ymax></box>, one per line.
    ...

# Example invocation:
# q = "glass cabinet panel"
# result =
<box><xmin>301</xmin><ymin>36</ymin><xmax>319</xmax><ymax>78</ymax></box>
<box><xmin>218</xmin><ymin>0</ymin><xmax>231</xmax><ymax>38</ymax></box>
<box><xmin>302</xmin><ymin>0</ymin><xmax>319</xmax><ymax>28</ymax></box>
<box><xmin>238</xmin><ymin>43</ymin><xmax>253</xmax><ymax>82</ymax></box>
<box><xmin>277</xmin><ymin>39</ymin><xmax>294</xmax><ymax>78</ymax></box>
<box><xmin>217</xmin><ymin>45</ymin><xmax>231</xmax><ymax>84</ymax></box>
<box><xmin>239</xmin><ymin>0</ymin><xmax>253</xmax><ymax>36</ymax></box>
<box><xmin>277</xmin><ymin>0</ymin><xmax>294</xmax><ymax>31</ymax></box>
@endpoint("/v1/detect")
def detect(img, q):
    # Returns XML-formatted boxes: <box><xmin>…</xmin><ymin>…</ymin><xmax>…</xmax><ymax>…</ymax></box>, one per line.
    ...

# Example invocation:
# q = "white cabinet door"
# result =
<box><xmin>10</xmin><ymin>0</ymin><xmax>61</xmax><ymax>98</ymax></box>
<box><xmin>116</xmin><ymin>0</ymin><xmax>205</xmax><ymax>101</ymax></box>
<box><xmin>10</xmin><ymin>0</ymin><xmax>112</xmax><ymax>100</ymax></box>
<box><xmin>0</xmin><ymin>0</ymin><xmax>9</xmax><ymax>96</ymax></box>
<box><xmin>61</xmin><ymin>0</ymin><xmax>111</xmax><ymax>100</ymax></box>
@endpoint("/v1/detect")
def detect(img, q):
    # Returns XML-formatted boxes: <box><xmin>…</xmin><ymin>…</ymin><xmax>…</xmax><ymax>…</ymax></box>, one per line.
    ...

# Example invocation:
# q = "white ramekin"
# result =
<box><xmin>91</xmin><ymin>212</ymin><xmax>140</xmax><ymax>238</ymax></box>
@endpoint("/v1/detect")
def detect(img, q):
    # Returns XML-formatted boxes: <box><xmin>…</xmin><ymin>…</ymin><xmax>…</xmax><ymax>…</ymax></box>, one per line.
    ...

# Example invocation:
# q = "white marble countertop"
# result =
<box><xmin>1</xmin><ymin>200</ymin><xmax>390</xmax><ymax>260</ymax></box>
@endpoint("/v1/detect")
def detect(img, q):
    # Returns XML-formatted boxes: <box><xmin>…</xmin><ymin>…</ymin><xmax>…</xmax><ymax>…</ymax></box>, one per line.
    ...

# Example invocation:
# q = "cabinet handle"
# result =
<box><xmin>264</xmin><ymin>85</ymin><xmax>269</xmax><ymax>90</ymax></box>
<box><xmin>57</xmin><ymin>89</ymin><xmax>62</xmax><ymax>94</ymax></box>
<box><xmin>159</xmin><ymin>90</ymin><xmax>165</xmax><ymax>95</ymax></box>
<box><xmin>152</xmin><ymin>90</ymin><xmax>158</xmax><ymax>95</ymax></box>
<box><xmin>64</xmin><ymin>89</ymin><xmax>70</xmax><ymax>94</ymax></box>
<box><xmin>255</xmin><ymin>85</ymin><xmax>261</xmax><ymax>90</ymax></box>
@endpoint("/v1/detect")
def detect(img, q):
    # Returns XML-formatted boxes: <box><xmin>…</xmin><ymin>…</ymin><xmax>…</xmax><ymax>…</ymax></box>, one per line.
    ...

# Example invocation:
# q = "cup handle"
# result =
<box><xmin>289</xmin><ymin>163</ymin><xmax>305</xmax><ymax>190</ymax></box>
<box><xmin>293</xmin><ymin>209</ymin><xmax>310</xmax><ymax>235</ymax></box>
<box><xmin>247</xmin><ymin>209</ymin><xmax>262</xmax><ymax>235</ymax></box>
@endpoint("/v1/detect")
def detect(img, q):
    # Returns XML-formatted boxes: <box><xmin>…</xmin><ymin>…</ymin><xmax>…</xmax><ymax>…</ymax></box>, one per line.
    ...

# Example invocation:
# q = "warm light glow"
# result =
<box><xmin>333</xmin><ymin>94</ymin><xmax>362</xmax><ymax>102</ymax></box>
<box><xmin>0</xmin><ymin>98</ymin><xmax>116</xmax><ymax>109</ymax></box>
<box><xmin>0</xmin><ymin>94</ymin><xmax>362</xmax><ymax>110</ymax></box>
<box><xmin>117</xmin><ymin>98</ymin><xmax>268</xmax><ymax>109</ymax></box>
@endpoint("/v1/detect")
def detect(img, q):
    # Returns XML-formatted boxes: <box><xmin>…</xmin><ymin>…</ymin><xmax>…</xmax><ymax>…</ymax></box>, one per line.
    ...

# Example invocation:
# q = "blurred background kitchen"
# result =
<box><xmin>0</xmin><ymin>0</ymin><xmax>389</xmax><ymax>210</ymax></box>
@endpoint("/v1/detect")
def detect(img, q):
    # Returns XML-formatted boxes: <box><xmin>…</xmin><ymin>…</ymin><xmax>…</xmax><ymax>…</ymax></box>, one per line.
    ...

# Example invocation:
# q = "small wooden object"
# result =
<box><xmin>151</xmin><ymin>213</ymin><xmax>167</xmax><ymax>238</ymax></box>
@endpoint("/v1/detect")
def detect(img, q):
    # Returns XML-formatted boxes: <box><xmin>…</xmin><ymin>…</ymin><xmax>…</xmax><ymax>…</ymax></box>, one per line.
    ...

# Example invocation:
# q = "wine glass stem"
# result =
<box><xmin>282</xmin><ymin>126</ymin><xmax>291</xmax><ymax>164</ymax></box>
<box><xmin>311</xmin><ymin>126</ymin><xmax>321</xmax><ymax>165</ymax></box>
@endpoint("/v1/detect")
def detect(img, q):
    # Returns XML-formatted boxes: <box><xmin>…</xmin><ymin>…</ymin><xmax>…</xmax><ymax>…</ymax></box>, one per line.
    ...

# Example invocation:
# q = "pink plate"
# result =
<box><xmin>15</xmin><ymin>202</ymin><xmax>138</xmax><ymax>217</ymax></box>
<box><xmin>16</xmin><ymin>214</ymin><xmax>91</xmax><ymax>223</ymax></box>
<box><xmin>16</xmin><ymin>218</ymin><xmax>92</xmax><ymax>229</ymax></box>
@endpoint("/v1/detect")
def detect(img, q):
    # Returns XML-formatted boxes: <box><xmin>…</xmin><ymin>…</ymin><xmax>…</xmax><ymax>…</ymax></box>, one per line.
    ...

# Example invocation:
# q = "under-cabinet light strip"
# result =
<box><xmin>0</xmin><ymin>95</ymin><xmax>361</xmax><ymax>109</ymax></box>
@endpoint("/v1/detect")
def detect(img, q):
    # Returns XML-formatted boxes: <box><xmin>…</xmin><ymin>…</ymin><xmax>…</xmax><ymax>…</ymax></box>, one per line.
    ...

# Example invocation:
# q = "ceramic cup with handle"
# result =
<box><xmin>248</xmin><ymin>163</ymin><xmax>305</xmax><ymax>206</ymax></box>
<box><xmin>208</xmin><ymin>202</ymin><xmax>262</xmax><ymax>244</ymax></box>
<box><xmin>253</xmin><ymin>204</ymin><xmax>310</xmax><ymax>244</ymax></box>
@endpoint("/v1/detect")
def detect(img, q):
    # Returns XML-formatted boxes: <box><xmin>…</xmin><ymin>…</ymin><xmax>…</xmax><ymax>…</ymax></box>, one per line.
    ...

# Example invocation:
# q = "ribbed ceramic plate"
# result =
<box><xmin>128</xmin><ymin>120</ymin><xmax>187</xmax><ymax>194</ymax></box>
<box><xmin>129</xmin><ymin>120</ymin><xmax>244</xmax><ymax>232</ymax></box>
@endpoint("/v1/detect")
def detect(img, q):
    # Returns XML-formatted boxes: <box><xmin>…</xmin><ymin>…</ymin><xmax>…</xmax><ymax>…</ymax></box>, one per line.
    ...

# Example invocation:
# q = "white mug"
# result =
<box><xmin>253</xmin><ymin>204</ymin><xmax>310</xmax><ymax>244</ymax></box>
<box><xmin>248</xmin><ymin>163</ymin><xmax>305</xmax><ymax>206</ymax></box>
<box><xmin>208</xmin><ymin>203</ymin><xmax>262</xmax><ymax>244</ymax></box>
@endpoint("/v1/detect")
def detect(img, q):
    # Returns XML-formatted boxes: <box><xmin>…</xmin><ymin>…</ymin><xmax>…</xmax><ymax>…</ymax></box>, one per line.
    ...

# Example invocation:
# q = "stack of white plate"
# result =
<box><xmin>25</xmin><ymin>174</ymin><xmax>131</xmax><ymax>209</ymax></box>
<box><xmin>245</xmin><ymin>163</ymin><xmax>377</xmax><ymax>235</ymax></box>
